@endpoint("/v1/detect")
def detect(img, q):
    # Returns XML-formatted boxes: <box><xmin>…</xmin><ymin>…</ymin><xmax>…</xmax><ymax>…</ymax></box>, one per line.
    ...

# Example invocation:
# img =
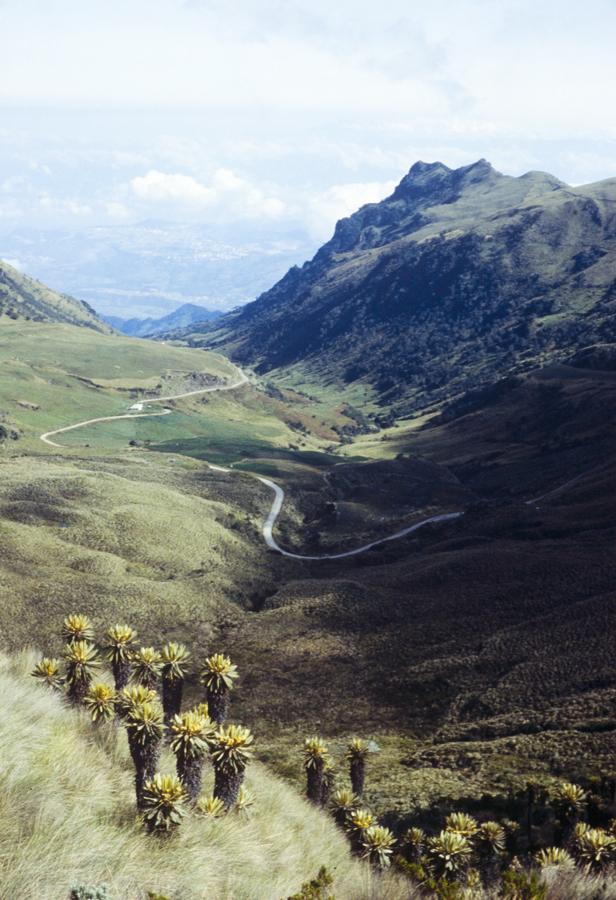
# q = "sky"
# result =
<box><xmin>1</xmin><ymin>0</ymin><xmax>616</xmax><ymax>241</ymax></box>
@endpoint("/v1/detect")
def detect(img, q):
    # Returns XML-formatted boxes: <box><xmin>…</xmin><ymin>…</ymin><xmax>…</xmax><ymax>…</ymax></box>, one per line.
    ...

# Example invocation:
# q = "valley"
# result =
<box><xmin>1</xmin><ymin>160</ymin><xmax>616</xmax><ymax>899</ymax></box>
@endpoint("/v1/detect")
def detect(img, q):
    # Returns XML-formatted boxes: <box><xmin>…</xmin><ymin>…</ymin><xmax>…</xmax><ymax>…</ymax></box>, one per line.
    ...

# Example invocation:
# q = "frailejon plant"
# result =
<box><xmin>116</xmin><ymin>685</ymin><xmax>158</xmax><ymax>719</ymax></box>
<box><xmin>199</xmin><ymin>653</ymin><xmax>238</xmax><ymax>725</ymax></box>
<box><xmin>345</xmin><ymin>808</ymin><xmax>374</xmax><ymax>855</ymax></box>
<box><xmin>361</xmin><ymin>825</ymin><xmax>396</xmax><ymax>869</ymax></box>
<box><xmin>235</xmin><ymin>786</ymin><xmax>254</xmax><ymax>817</ymax></box>
<box><xmin>535</xmin><ymin>847</ymin><xmax>575</xmax><ymax>870</ymax></box>
<box><xmin>131</xmin><ymin>647</ymin><xmax>163</xmax><ymax>690</ymax></box>
<box><xmin>576</xmin><ymin>827</ymin><xmax>616</xmax><ymax>872</ymax></box>
<box><xmin>345</xmin><ymin>738</ymin><xmax>369</xmax><ymax>797</ymax></box>
<box><xmin>444</xmin><ymin>812</ymin><xmax>479</xmax><ymax>839</ymax></box>
<box><xmin>141</xmin><ymin>774</ymin><xmax>187</xmax><ymax>834</ymax></box>
<box><xmin>169</xmin><ymin>710</ymin><xmax>214</xmax><ymax>803</ymax></box>
<box><xmin>321</xmin><ymin>765</ymin><xmax>336</xmax><ymax>808</ymax></box>
<box><xmin>330</xmin><ymin>788</ymin><xmax>359</xmax><ymax>828</ymax></box>
<box><xmin>125</xmin><ymin>702</ymin><xmax>165</xmax><ymax>807</ymax></box>
<box><xmin>31</xmin><ymin>657</ymin><xmax>63</xmax><ymax>691</ymax></box>
<box><xmin>84</xmin><ymin>683</ymin><xmax>116</xmax><ymax>723</ymax></box>
<box><xmin>427</xmin><ymin>830</ymin><xmax>472</xmax><ymax>880</ymax></box>
<box><xmin>104</xmin><ymin>624</ymin><xmax>137</xmax><ymax>692</ymax></box>
<box><xmin>161</xmin><ymin>642</ymin><xmax>191</xmax><ymax>726</ymax></box>
<box><xmin>552</xmin><ymin>781</ymin><xmax>588</xmax><ymax>848</ymax></box>
<box><xmin>62</xmin><ymin>613</ymin><xmax>94</xmax><ymax>644</ymax></box>
<box><xmin>211</xmin><ymin>724</ymin><xmax>254</xmax><ymax>810</ymax></box>
<box><xmin>402</xmin><ymin>826</ymin><xmax>425</xmax><ymax>865</ymax></box>
<box><xmin>63</xmin><ymin>640</ymin><xmax>100</xmax><ymax>704</ymax></box>
<box><xmin>476</xmin><ymin>821</ymin><xmax>505</xmax><ymax>887</ymax></box>
<box><xmin>198</xmin><ymin>795</ymin><xmax>225</xmax><ymax>818</ymax></box>
<box><xmin>303</xmin><ymin>737</ymin><xmax>329</xmax><ymax>806</ymax></box>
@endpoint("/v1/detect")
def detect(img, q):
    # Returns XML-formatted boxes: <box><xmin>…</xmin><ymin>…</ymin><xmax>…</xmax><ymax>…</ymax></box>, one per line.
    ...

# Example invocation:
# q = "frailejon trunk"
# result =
<box><xmin>306</xmin><ymin>760</ymin><xmax>324</xmax><ymax>805</ymax></box>
<box><xmin>214</xmin><ymin>767</ymin><xmax>244</xmax><ymax>810</ymax></box>
<box><xmin>112</xmin><ymin>659</ymin><xmax>131</xmax><ymax>693</ymax></box>
<box><xmin>162</xmin><ymin>677</ymin><xmax>183</xmax><ymax>726</ymax></box>
<box><xmin>349</xmin><ymin>827</ymin><xmax>366</xmax><ymax>854</ymax></box>
<box><xmin>481</xmin><ymin>854</ymin><xmax>502</xmax><ymax>888</ymax></box>
<box><xmin>68</xmin><ymin>673</ymin><xmax>90</xmax><ymax>705</ymax></box>
<box><xmin>207</xmin><ymin>688</ymin><xmax>229</xmax><ymax>726</ymax></box>
<box><xmin>128</xmin><ymin>734</ymin><xmax>161</xmax><ymax>808</ymax></box>
<box><xmin>178</xmin><ymin>755</ymin><xmax>205</xmax><ymax>804</ymax></box>
<box><xmin>350</xmin><ymin>758</ymin><xmax>365</xmax><ymax>797</ymax></box>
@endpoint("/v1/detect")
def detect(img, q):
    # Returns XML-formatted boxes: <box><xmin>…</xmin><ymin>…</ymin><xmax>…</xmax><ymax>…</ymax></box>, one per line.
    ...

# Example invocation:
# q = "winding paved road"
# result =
<box><xmin>39</xmin><ymin>362</ymin><xmax>462</xmax><ymax>560</ymax></box>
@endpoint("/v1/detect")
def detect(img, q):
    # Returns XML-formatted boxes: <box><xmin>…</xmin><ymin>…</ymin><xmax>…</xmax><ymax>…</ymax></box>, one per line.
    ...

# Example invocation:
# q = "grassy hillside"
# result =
<box><xmin>180</xmin><ymin>160</ymin><xmax>616</xmax><ymax>414</ymax></box>
<box><xmin>0</xmin><ymin>259</ymin><xmax>109</xmax><ymax>331</ymax></box>
<box><xmin>0</xmin><ymin>652</ymin><xmax>407</xmax><ymax>899</ymax></box>
<box><xmin>0</xmin><ymin>320</ymin><xmax>242</xmax><ymax>451</ymax></box>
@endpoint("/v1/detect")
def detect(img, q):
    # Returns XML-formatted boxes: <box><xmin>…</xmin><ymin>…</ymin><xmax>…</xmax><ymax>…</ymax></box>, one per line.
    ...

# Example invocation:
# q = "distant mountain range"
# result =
<box><xmin>104</xmin><ymin>302</ymin><xmax>222</xmax><ymax>337</ymax></box>
<box><xmin>179</xmin><ymin>159</ymin><xmax>616</xmax><ymax>411</ymax></box>
<box><xmin>0</xmin><ymin>222</ymin><xmax>315</xmax><ymax>319</ymax></box>
<box><xmin>0</xmin><ymin>259</ymin><xmax>110</xmax><ymax>332</ymax></box>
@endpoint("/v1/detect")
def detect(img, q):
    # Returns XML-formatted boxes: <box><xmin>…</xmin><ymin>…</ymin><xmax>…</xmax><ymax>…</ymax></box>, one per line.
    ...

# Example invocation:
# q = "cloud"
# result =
<box><xmin>104</xmin><ymin>201</ymin><xmax>132</xmax><ymax>219</ymax></box>
<box><xmin>130</xmin><ymin>168</ymin><xmax>286</xmax><ymax>219</ymax></box>
<box><xmin>131</xmin><ymin>170</ymin><xmax>215</xmax><ymax>207</ymax></box>
<box><xmin>307</xmin><ymin>179</ymin><xmax>397</xmax><ymax>239</ymax></box>
<box><xmin>38</xmin><ymin>194</ymin><xmax>92</xmax><ymax>216</ymax></box>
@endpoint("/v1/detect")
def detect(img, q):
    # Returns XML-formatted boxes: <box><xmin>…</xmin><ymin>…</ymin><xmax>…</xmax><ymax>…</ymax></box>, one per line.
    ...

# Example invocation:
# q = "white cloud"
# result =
<box><xmin>131</xmin><ymin>170</ymin><xmax>216</xmax><ymax>207</ymax></box>
<box><xmin>2</xmin><ymin>258</ymin><xmax>23</xmax><ymax>271</ymax></box>
<box><xmin>104</xmin><ymin>201</ymin><xmax>132</xmax><ymax>219</ymax></box>
<box><xmin>130</xmin><ymin>168</ymin><xmax>286</xmax><ymax>219</ymax></box>
<box><xmin>38</xmin><ymin>193</ymin><xmax>92</xmax><ymax>216</ymax></box>
<box><xmin>307</xmin><ymin>180</ymin><xmax>397</xmax><ymax>240</ymax></box>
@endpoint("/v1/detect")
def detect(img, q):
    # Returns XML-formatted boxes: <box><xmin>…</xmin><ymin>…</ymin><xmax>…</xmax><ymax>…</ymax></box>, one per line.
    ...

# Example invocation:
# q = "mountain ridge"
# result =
<box><xmin>0</xmin><ymin>259</ymin><xmax>111</xmax><ymax>332</ymax></box>
<box><xmin>177</xmin><ymin>160</ymin><xmax>616</xmax><ymax>412</ymax></box>
<box><xmin>104</xmin><ymin>301</ymin><xmax>222</xmax><ymax>337</ymax></box>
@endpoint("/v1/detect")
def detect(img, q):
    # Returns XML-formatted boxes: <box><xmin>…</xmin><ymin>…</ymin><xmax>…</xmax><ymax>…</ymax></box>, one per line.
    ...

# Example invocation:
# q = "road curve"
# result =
<box><xmin>39</xmin><ymin>362</ymin><xmax>462</xmax><ymax>560</ymax></box>
<box><xmin>256</xmin><ymin>474</ymin><xmax>462</xmax><ymax>559</ymax></box>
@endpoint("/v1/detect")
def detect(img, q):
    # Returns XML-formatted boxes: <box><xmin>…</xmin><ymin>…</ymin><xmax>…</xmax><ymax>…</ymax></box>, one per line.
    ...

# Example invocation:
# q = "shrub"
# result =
<box><xmin>69</xmin><ymin>886</ymin><xmax>110</xmax><ymax>900</ymax></box>
<box><xmin>285</xmin><ymin>867</ymin><xmax>335</xmax><ymax>900</ymax></box>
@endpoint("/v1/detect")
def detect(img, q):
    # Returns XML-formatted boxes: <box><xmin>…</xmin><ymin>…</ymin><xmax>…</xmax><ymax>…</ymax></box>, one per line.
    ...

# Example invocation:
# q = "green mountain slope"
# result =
<box><xmin>186</xmin><ymin>160</ymin><xmax>616</xmax><ymax>412</ymax></box>
<box><xmin>0</xmin><ymin>259</ymin><xmax>110</xmax><ymax>331</ymax></box>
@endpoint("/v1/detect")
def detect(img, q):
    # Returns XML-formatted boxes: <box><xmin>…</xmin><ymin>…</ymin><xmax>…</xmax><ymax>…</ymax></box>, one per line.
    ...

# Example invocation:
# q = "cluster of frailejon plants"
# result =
<box><xmin>32</xmin><ymin>614</ymin><xmax>253</xmax><ymax>832</ymax></box>
<box><xmin>302</xmin><ymin>735</ymin><xmax>397</xmax><ymax>870</ymax></box>
<box><xmin>392</xmin><ymin>782</ymin><xmax>616</xmax><ymax>897</ymax></box>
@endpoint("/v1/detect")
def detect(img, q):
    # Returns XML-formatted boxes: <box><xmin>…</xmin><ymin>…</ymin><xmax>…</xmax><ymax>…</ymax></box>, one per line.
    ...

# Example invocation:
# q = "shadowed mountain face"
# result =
<box><xmin>0</xmin><ymin>259</ymin><xmax>110</xmax><ymax>332</ymax></box>
<box><xmin>193</xmin><ymin>160</ymin><xmax>616</xmax><ymax>411</ymax></box>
